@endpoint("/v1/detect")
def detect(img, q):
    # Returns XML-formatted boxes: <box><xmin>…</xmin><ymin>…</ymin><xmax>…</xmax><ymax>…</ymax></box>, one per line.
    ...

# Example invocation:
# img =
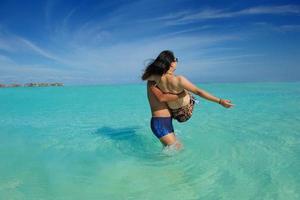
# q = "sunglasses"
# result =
<box><xmin>174</xmin><ymin>57</ymin><xmax>178</xmax><ymax>62</ymax></box>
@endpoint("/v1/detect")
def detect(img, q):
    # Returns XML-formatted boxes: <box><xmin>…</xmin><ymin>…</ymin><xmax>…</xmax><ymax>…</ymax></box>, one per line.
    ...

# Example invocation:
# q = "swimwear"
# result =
<box><xmin>151</xmin><ymin>117</ymin><xmax>174</xmax><ymax>139</ymax></box>
<box><xmin>153</xmin><ymin>80</ymin><xmax>196</xmax><ymax>123</ymax></box>
<box><xmin>170</xmin><ymin>93</ymin><xmax>196</xmax><ymax>122</ymax></box>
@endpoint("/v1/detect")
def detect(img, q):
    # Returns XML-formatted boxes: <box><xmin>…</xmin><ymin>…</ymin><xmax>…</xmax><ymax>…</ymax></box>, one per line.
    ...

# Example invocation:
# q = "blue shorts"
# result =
<box><xmin>151</xmin><ymin>117</ymin><xmax>174</xmax><ymax>139</ymax></box>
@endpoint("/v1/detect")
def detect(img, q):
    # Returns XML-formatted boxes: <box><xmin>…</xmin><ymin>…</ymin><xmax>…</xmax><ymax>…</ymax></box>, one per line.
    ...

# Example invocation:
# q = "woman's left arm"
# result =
<box><xmin>178</xmin><ymin>76</ymin><xmax>234</xmax><ymax>108</ymax></box>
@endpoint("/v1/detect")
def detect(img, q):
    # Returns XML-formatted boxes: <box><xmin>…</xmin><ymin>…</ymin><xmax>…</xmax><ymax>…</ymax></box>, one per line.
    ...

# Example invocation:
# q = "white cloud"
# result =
<box><xmin>16</xmin><ymin>37</ymin><xmax>64</xmax><ymax>63</ymax></box>
<box><xmin>0</xmin><ymin>54</ymin><xmax>14</xmax><ymax>63</ymax></box>
<box><xmin>2</xmin><ymin>2</ymin><xmax>299</xmax><ymax>85</ymax></box>
<box><xmin>0</xmin><ymin>27</ymin><xmax>245</xmax><ymax>84</ymax></box>
<box><xmin>252</xmin><ymin>22</ymin><xmax>300</xmax><ymax>32</ymax></box>
<box><xmin>0</xmin><ymin>57</ymin><xmax>85</xmax><ymax>84</ymax></box>
<box><xmin>0</xmin><ymin>29</ymin><xmax>69</xmax><ymax>64</ymax></box>
<box><xmin>238</xmin><ymin>5</ymin><xmax>300</xmax><ymax>15</ymax></box>
<box><xmin>278</xmin><ymin>25</ymin><xmax>300</xmax><ymax>32</ymax></box>
<box><xmin>156</xmin><ymin>5</ymin><xmax>300</xmax><ymax>25</ymax></box>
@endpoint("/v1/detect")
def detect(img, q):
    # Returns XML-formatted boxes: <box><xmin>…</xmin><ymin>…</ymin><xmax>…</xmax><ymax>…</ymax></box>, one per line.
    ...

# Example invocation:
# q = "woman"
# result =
<box><xmin>146</xmin><ymin>80</ymin><xmax>185</xmax><ymax>149</ymax></box>
<box><xmin>142</xmin><ymin>50</ymin><xmax>234</xmax><ymax>123</ymax></box>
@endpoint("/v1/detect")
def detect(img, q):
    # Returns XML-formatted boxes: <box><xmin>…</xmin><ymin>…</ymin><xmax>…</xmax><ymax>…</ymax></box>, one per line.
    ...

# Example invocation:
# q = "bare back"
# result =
<box><xmin>158</xmin><ymin>75</ymin><xmax>183</xmax><ymax>93</ymax></box>
<box><xmin>147</xmin><ymin>81</ymin><xmax>172</xmax><ymax>117</ymax></box>
<box><xmin>148</xmin><ymin>75</ymin><xmax>191</xmax><ymax>109</ymax></box>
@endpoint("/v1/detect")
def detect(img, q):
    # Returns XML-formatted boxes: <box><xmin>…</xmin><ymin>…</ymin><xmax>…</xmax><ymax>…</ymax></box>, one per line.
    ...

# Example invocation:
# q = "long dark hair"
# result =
<box><xmin>141</xmin><ymin>50</ymin><xmax>176</xmax><ymax>80</ymax></box>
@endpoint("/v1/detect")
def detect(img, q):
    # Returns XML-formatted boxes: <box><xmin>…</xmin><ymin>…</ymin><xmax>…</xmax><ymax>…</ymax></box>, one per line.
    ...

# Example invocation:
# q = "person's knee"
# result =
<box><xmin>166</xmin><ymin>139</ymin><xmax>182</xmax><ymax>149</ymax></box>
<box><xmin>159</xmin><ymin>133</ymin><xmax>176</xmax><ymax>146</ymax></box>
<box><xmin>162</xmin><ymin>139</ymin><xmax>183</xmax><ymax>155</ymax></box>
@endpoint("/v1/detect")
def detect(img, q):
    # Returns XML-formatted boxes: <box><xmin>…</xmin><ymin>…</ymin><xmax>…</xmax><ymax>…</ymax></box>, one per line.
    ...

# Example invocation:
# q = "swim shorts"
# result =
<box><xmin>150</xmin><ymin>117</ymin><xmax>174</xmax><ymax>139</ymax></box>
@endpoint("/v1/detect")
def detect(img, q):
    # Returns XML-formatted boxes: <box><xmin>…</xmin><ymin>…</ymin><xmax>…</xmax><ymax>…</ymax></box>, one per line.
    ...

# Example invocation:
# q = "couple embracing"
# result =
<box><xmin>141</xmin><ymin>50</ymin><xmax>234</xmax><ymax>150</ymax></box>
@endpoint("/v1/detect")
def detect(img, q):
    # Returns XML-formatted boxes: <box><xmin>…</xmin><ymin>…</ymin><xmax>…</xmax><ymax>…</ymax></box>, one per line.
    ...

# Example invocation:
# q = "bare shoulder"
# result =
<box><xmin>177</xmin><ymin>75</ymin><xmax>195</xmax><ymax>88</ymax></box>
<box><xmin>166</xmin><ymin>75</ymin><xmax>184</xmax><ymax>89</ymax></box>
<box><xmin>177</xmin><ymin>75</ymin><xmax>188</xmax><ymax>84</ymax></box>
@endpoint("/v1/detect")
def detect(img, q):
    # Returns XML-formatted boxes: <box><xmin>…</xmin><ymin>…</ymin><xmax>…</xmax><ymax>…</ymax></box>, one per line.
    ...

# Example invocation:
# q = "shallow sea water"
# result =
<box><xmin>0</xmin><ymin>82</ymin><xmax>299</xmax><ymax>200</ymax></box>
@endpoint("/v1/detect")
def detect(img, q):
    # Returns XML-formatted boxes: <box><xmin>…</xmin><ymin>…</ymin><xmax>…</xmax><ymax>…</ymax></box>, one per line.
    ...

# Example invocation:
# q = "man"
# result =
<box><xmin>147</xmin><ymin>81</ymin><xmax>185</xmax><ymax>149</ymax></box>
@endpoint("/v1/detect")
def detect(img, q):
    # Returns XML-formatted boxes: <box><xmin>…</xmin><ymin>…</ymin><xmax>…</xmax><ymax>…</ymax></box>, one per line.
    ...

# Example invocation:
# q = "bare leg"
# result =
<box><xmin>159</xmin><ymin>132</ymin><xmax>182</xmax><ymax>150</ymax></box>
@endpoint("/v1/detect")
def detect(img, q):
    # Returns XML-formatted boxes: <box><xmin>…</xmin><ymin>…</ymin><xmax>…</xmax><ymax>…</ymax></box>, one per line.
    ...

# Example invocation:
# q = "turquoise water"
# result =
<box><xmin>0</xmin><ymin>82</ymin><xmax>299</xmax><ymax>200</ymax></box>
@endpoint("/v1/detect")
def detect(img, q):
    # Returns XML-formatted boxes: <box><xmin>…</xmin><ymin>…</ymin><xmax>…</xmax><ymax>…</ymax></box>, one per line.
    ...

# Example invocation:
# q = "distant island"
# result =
<box><xmin>0</xmin><ymin>82</ymin><xmax>64</xmax><ymax>88</ymax></box>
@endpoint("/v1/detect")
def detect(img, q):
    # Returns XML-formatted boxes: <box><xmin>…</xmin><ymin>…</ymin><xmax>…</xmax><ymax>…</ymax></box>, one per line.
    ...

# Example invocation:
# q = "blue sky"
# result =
<box><xmin>0</xmin><ymin>0</ymin><xmax>299</xmax><ymax>85</ymax></box>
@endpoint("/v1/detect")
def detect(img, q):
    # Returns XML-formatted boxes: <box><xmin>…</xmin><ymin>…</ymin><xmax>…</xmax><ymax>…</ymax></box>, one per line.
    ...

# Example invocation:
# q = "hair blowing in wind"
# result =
<box><xmin>141</xmin><ymin>50</ymin><xmax>176</xmax><ymax>80</ymax></box>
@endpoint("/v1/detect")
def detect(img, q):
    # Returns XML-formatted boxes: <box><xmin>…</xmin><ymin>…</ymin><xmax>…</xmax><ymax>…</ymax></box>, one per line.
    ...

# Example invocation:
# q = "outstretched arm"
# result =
<box><xmin>148</xmin><ymin>81</ymin><xmax>184</xmax><ymax>102</ymax></box>
<box><xmin>178</xmin><ymin>76</ymin><xmax>234</xmax><ymax>108</ymax></box>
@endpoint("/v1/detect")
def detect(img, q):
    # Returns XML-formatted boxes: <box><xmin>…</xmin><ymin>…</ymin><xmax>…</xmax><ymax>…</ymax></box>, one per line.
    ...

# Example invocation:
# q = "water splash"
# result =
<box><xmin>162</xmin><ymin>140</ymin><xmax>184</xmax><ymax>156</ymax></box>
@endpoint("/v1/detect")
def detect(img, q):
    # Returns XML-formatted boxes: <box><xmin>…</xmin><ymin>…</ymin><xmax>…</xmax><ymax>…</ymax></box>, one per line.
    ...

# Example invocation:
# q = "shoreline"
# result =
<box><xmin>0</xmin><ymin>82</ymin><xmax>64</xmax><ymax>88</ymax></box>
<box><xmin>1</xmin><ymin>80</ymin><xmax>299</xmax><ymax>89</ymax></box>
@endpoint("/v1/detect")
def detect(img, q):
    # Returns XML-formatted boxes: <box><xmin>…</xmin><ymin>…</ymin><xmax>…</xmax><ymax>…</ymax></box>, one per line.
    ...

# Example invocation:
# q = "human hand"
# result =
<box><xmin>219</xmin><ymin>99</ymin><xmax>234</xmax><ymax>108</ymax></box>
